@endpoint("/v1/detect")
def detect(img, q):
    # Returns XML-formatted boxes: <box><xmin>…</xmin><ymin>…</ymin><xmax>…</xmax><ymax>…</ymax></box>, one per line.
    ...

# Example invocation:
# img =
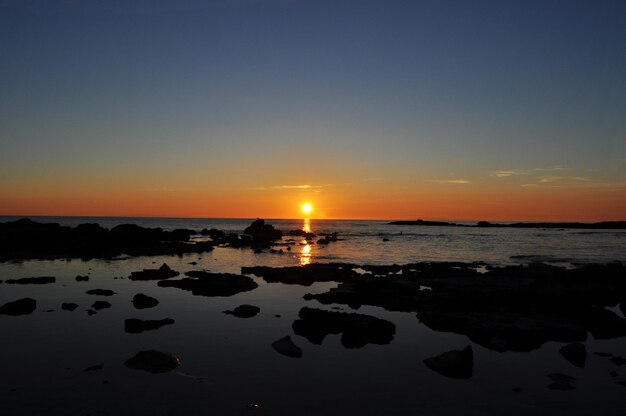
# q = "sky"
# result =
<box><xmin>0</xmin><ymin>0</ymin><xmax>625</xmax><ymax>221</ymax></box>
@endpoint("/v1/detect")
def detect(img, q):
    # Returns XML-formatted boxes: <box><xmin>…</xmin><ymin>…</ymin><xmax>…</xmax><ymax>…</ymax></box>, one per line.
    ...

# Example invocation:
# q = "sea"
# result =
<box><xmin>1</xmin><ymin>216</ymin><xmax>626</xmax><ymax>415</ymax></box>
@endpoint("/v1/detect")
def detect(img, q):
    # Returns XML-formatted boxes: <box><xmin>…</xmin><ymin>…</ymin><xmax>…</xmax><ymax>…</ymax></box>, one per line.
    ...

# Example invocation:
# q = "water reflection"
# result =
<box><xmin>300</xmin><ymin>243</ymin><xmax>312</xmax><ymax>266</ymax></box>
<box><xmin>302</xmin><ymin>217</ymin><xmax>312</xmax><ymax>234</ymax></box>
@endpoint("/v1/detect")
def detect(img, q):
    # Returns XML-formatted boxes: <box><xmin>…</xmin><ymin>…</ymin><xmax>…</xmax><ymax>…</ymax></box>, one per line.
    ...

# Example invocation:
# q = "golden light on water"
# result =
<box><xmin>300</xmin><ymin>243</ymin><xmax>311</xmax><ymax>266</ymax></box>
<box><xmin>301</xmin><ymin>203</ymin><xmax>313</xmax><ymax>216</ymax></box>
<box><xmin>302</xmin><ymin>217</ymin><xmax>312</xmax><ymax>233</ymax></box>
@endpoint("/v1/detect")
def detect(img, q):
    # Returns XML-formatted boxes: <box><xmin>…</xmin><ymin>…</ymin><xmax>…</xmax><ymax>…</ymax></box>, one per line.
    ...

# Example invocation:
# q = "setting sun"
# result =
<box><xmin>301</xmin><ymin>203</ymin><xmax>313</xmax><ymax>216</ymax></box>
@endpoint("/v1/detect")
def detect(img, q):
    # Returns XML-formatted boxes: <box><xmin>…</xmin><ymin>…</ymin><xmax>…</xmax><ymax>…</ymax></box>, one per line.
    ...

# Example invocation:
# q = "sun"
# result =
<box><xmin>301</xmin><ymin>203</ymin><xmax>313</xmax><ymax>216</ymax></box>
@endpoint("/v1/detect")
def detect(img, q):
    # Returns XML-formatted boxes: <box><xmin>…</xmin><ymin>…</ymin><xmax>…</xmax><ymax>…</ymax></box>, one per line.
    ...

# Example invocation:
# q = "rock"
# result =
<box><xmin>271</xmin><ymin>336</ymin><xmax>302</xmax><ymax>358</ymax></box>
<box><xmin>5</xmin><ymin>276</ymin><xmax>55</xmax><ymax>284</ymax></box>
<box><xmin>124</xmin><ymin>350</ymin><xmax>180</xmax><ymax>373</ymax></box>
<box><xmin>616</xmin><ymin>381</ymin><xmax>626</xmax><ymax>387</ymax></box>
<box><xmin>292</xmin><ymin>307</ymin><xmax>395</xmax><ymax>349</ymax></box>
<box><xmin>423</xmin><ymin>346</ymin><xmax>473</xmax><ymax>379</ymax></box>
<box><xmin>547</xmin><ymin>373</ymin><xmax>576</xmax><ymax>390</ymax></box>
<box><xmin>75</xmin><ymin>275</ymin><xmax>89</xmax><ymax>282</ymax></box>
<box><xmin>158</xmin><ymin>271</ymin><xmax>258</xmax><ymax>297</ymax></box>
<box><xmin>559</xmin><ymin>342</ymin><xmax>586</xmax><ymax>368</ymax></box>
<box><xmin>0</xmin><ymin>298</ymin><xmax>37</xmax><ymax>316</ymax></box>
<box><xmin>129</xmin><ymin>263</ymin><xmax>180</xmax><ymax>281</ymax></box>
<box><xmin>243</xmin><ymin>219</ymin><xmax>283</xmax><ymax>247</ymax></box>
<box><xmin>61</xmin><ymin>302</ymin><xmax>79</xmax><ymax>311</ymax></box>
<box><xmin>83</xmin><ymin>364</ymin><xmax>103</xmax><ymax>372</ymax></box>
<box><xmin>594</xmin><ymin>352</ymin><xmax>613</xmax><ymax>357</ymax></box>
<box><xmin>132</xmin><ymin>293</ymin><xmax>159</xmax><ymax>309</ymax></box>
<box><xmin>91</xmin><ymin>301</ymin><xmax>111</xmax><ymax>310</ymax></box>
<box><xmin>610</xmin><ymin>356</ymin><xmax>626</xmax><ymax>366</ymax></box>
<box><xmin>86</xmin><ymin>289</ymin><xmax>116</xmax><ymax>296</ymax></box>
<box><xmin>223</xmin><ymin>305</ymin><xmax>260</xmax><ymax>318</ymax></box>
<box><xmin>242</xmin><ymin>264</ymin><xmax>357</xmax><ymax>286</ymax></box>
<box><xmin>188</xmin><ymin>261</ymin><xmax>197</xmax><ymax>265</ymax></box>
<box><xmin>124</xmin><ymin>318</ymin><xmax>175</xmax><ymax>333</ymax></box>
<box><xmin>610</xmin><ymin>371</ymin><xmax>618</xmax><ymax>377</ymax></box>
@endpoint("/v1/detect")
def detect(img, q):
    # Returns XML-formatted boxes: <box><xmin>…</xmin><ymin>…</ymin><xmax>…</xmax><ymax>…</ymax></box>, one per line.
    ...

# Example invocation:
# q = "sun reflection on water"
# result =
<box><xmin>302</xmin><ymin>217</ymin><xmax>312</xmax><ymax>233</ymax></box>
<box><xmin>300</xmin><ymin>243</ymin><xmax>311</xmax><ymax>266</ymax></box>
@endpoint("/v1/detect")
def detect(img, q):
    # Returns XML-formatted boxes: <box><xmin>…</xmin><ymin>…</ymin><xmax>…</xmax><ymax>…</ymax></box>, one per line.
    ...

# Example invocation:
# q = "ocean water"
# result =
<box><xmin>1</xmin><ymin>217</ymin><xmax>626</xmax><ymax>415</ymax></box>
<box><xmin>2</xmin><ymin>216</ymin><xmax>625</xmax><ymax>268</ymax></box>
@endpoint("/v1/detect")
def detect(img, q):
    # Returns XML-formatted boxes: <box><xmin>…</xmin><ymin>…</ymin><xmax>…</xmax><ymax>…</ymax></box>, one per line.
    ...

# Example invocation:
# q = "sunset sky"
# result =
<box><xmin>1</xmin><ymin>0</ymin><xmax>624</xmax><ymax>220</ymax></box>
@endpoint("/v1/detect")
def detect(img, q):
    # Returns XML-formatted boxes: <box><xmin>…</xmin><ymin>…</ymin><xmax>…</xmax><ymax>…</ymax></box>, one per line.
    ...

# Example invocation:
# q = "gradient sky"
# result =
<box><xmin>1</xmin><ymin>0</ymin><xmax>625</xmax><ymax>220</ymax></box>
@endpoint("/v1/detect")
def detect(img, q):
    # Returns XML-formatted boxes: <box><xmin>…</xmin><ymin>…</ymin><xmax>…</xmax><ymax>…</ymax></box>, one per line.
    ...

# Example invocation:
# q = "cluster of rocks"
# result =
<box><xmin>157</xmin><ymin>270</ymin><xmax>258</xmax><ymax>297</ymax></box>
<box><xmin>0</xmin><ymin>219</ymin><xmax>214</xmax><ymax>261</ymax></box>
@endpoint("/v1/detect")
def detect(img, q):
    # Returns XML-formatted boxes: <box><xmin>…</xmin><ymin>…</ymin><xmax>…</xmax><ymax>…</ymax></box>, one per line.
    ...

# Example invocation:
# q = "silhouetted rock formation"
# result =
<box><xmin>559</xmin><ymin>343</ymin><xmax>586</xmax><ymax>368</ymax></box>
<box><xmin>61</xmin><ymin>302</ymin><xmax>78</xmax><ymax>311</ymax></box>
<box><xmin>288</xmin><ymin>229</ymin><xmax>316</xmax><ymax>238</ymax></box>
<box><xmin>132</xmin><ymin>293</ymin><xmax>159</xmax><ymax>309</ymax></box>
<box><xmin>223</xmin><ymin>304</ymin><xmax>260</xmax><ymax>318</ymax></box>
<box><xmin>243</xmin><ymin>219</ymin><xmax>283</xmax><ymax>247</ymax></box>
<box><xmin>424</xmin><ymin>346</ymin><xmax>473</xmax><ymax>379</ymax></box>
<box><xmin>129</xmin><ymin>263</ymin><xmax>179</xmax><ymax>281</ymax></box>
<box><xmin>0</xmin><ymin>298</ymin><xmax>36</xmax><ymax>316</ymax></box>
<box><xmin>0</xmin><ymin>218</ymin><xmax>214</xmax><ymax>261</ymax></box>
<box><xmin>91</xmin><ymin>301</ymin><xmax>111</xmax><ymax>310</ymax></box>
<box><xmin>157</xmin><ymin>271</ymin><xmax>258</xmax><ymax>297</ymax></box>
<box><xmin>292</xmin><ymin>307</ymin><xmax>396</xmax><ymax>349</ymax></box>
<box><xmin>5</xmin><ymin>276</ymin><xmax>55</xmax><ymax>284</ymax></box>
<box><xmin>75</xmin><ymin>275</ymin><xmax>89</xmax><ymax>282</ymax></box>
<box><xmin>86</xmin><ymin>289</ymin><xmax>116</xmax><ymax>296</ymax></box>
<box><xmin>125</xmin><ymin>318</ymin><xmax>175</xmax><ymax>333</ymax></box>
<box><xmin>124</xmin><ymin>350</ymin><xmax>180</xmax><ymax>373</ymax></box>
<box><xmin>389</xmin><ymin>219</ymin><xmax>459</xmax><ymax>226</ymax></box>
<box><xmin>298</xmin><ymin>261</ymin><xmax>626</xmax><ymax>352</ymax></box>
<box><xmin>271</xmin><ymin>336</ymin><xmax>302</xmax><ymax>358</ymax></box>
<box><xmin>242</xmin><ymin>264</ymin><xmax>356</xmax><ymax>286</ymax></box>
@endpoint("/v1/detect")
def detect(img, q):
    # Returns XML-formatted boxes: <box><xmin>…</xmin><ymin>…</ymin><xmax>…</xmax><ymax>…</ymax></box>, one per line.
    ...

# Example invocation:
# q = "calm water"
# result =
<box><xmin>1</xmin><ymin>217</ymin><xmax>625</xmax><ymax>415</ymax></box>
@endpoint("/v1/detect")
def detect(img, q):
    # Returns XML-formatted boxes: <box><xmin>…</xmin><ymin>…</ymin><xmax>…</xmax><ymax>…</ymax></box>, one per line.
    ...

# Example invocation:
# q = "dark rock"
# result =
<box><xmin>125</xmin><ymin>318</ymin><xmax>175</xmax><ymax>333</ymax></box>
<box><xmin>512</xmin><ymin>387</ymin><xmax>521</xmax><ymax>393</ymax></box>
<box><xmin>132</xmin><ymin>293</ymin><xmax>159</xmax><ymax>309</ymax></box>
<box><xmin>91</xmin><ymin>301</ymin><xmax>111</xmax><ymax>310</ymax></box>
<box><xmin>86</xmin><ymin>289</ymin><xmax>116</xmax><ymax>296</ymax></box>
<box><xmin>242</xmin><ymin>264</ymin><xmax>357</xmax><ymax>286</ymax></box>
<box><xmin>124</xmin><ymin>350</ymin><xmax>180</xmax><ymax>373</ymax></box>
<box><xmin>129</xmin><ymin>263</ymin><xmax>179</xmax><ymax>281</ymax></box>
<box><xmin>594</xmin><ymin>352</ymin><xmax>613</xmax><ymax>357</ymax></box>
<box><xmin>0</xmin><ymin>219</ymin><xmax>214</xmax><ymax>261</ymax></box>
<box><xmin>188</xmin><ymin>261</ymin><xmax>197</xmax><ymax>265</ymax></box>
<box><xmin>86</xmin><ymin>309</ymin><xmax>96</xmax><ymax>316</ymax></box>
<box><xmin>292</xmin><ymin>307</ymin><xmax>395</xmax><ymax>349</ymax></box>
<box><xmin>559</xmin><ymin>343</ymin><xmax>587</xmax><ymax>368</ymax></box>
<box><xmin>243</xmin><ymin>219</ymin><xmax>282</xmax><ymax>247</ymax></box>
<box><xmin>616</xmin><ymin>381</ymin><xmax>626</xmax><ymax>387</ymax></box>
<box><xmin>610</xmin><ymin>356</ymin><xmax>626</xmax><ymax>366</ymax></box>
<box><xmin>0</xmin><ymin>298</ymin><xmax>36</xmax><ymax>316</ymax></box>
<box><xmin>223</xmin><ymin>304</ymin><xmax>260</xmax><ymax>318</ymax></box>
<box><xmin>75</xmin><ymin>275</ymin><xmax>89</xmax><ymax>282</ymax></box>
<box><xmin>547</xmin><ymin>373</ymin><xmax>576</xmax><ymax>390</ymax></box>
<box><xmin>158</xmin><ymin>271</ymin><xmax>258</xmax><ymax>297</ymax></box>
<box><xmin>423</xmin><ymin>346</ymin><xmax>473</xmax><ymax>379</ymax></box>
<box><xmin>83</xmin><ymin>364</ymin><xmax>103</xmax><ymax>372</ymax></box>
<box><xmin>5</xmin><ymin>276</ymin><xmax>55</xmax><ymax>284</ymax></box>
<box><xmin>61</xmin><ymin>302</ymin><xmax>78</xmax><ymax>311</ymax></box>
<box><xmin>288</xmin><ymin>229</ymin><xmax>316</xmax><ymax>238</ymax></box>
<box><xmin>271</xmin><ymin>336</ymin><xmax>302</xmax><ymax>358</ymax></box>
<box><xmin>610</xmin><ymin>371</ymin><xmax>619</xmax><ymax>377</ymax></box>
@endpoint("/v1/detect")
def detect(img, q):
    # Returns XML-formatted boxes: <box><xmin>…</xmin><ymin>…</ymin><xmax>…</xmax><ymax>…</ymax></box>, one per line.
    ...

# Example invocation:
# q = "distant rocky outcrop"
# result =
<box><xmin>129</xmin><ymin>263</ymin><xmax>179</xmax><ymax>281</ymax></box>
<box><xmin>243</xmin><ymin>219</ymin><xmax>283</xmax><ymax>247</ymax></box>
<box><xmin>389</xmin><ymin>219</ymin><xmax>626</xmax><ymax>230</ymax></box>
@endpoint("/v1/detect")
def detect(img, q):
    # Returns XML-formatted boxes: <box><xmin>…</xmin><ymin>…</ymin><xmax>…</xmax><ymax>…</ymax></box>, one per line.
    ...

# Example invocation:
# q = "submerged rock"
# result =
<box><xmin>75</xmin><ymin>275</ymin><xmax>89</xmax><ymax>282</ymax></box>
<box><xmin>547</xmin><ymin>373</ymin><xmax>576</xmax><ymax>390</ymax></box>
<box><xmin>423</xmin><ymin>346</ymin><xmax>473</xmax><ymax>379</ymax></box>
<box><xmin>242</xmin><ymin>264</ymin><xmax>356</xmax><ymax>286</ymax></box>
<box><xmin>132</xmin><ymin>293</ymin><xmax>159</xmax><ymax>309</ymax></box>
<box><xmin>559</xmin><ymin>343</ymin><xmax>587</xmax><ymax>368</ymax></box>
<box><xmin>271</xmin><ymin>336</ymin><xmax>303</xmax><ymax>358</ymax></box>
<box><xmin>61</xmin><ymin>302</ymin><xmax>79</xmax><ymax>311</ymax></box>
<box><xmin>124</xmin><ymin>350</ymin><xmax>180</xmax><ymax>373</ymax></box>
<box><xmin>292</xmin><ymin>307</ymin><xmax>395</xmax><ymax>349</ymax></box>
<box><xmin>91</xmin><ymin>301</ymin><xmax>111</xmax><ymax>310</ymax></box>
<box><xmin>129</xmin><ymin>263</ymin><xmax>180</xmax><ymax>281</ymax></box>
<box><xmin>124</xmin><ymin>318</ymin><xmax>175</xmax><ymax>333</ymax></box>
<box><xmin>0</xmin><ymin>298</ymin><xmax>36</xmax><ymax>316</ymax></box>
<box><xmin>158</xmin><ymin>271</ymin><xmax>258</xmax><ymax>297</ymax></box>
<box><xmin>5</xmin><ymin>276</ymin><xmax>55</xmax><ymax>285</ymax></box>
<box><xmin>223</xmin><ymin>304</ymin><xmax>260</xmax><ymax>318</ymax></box>
<box><xmin>86</xmin><ymin>289</ymin><xmax>116</xmax><ymax>296</ymax></box>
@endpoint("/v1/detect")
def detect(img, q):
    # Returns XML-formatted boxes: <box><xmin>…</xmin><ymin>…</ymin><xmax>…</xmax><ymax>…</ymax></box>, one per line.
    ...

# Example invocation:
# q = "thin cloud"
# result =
<box><xmin>492</xmin><ymin>170</ymin><xmax>529</xmax><ymax>178</ymax></box>
<box><xmin>533</xmin><ymin>165</ymin><xmax>569</xmax><ymax>172</ymax></box>
<box><xmin>253</xmin><ymin>183</ymin><xmax>336</xmax><ymax>191</ymax></box>
<box><xmin>432</xmin><ymin>179</ymin><xmax>471</xmax><ymax>184</ymax></box>
<box><xmin>537</xmin><ymin>176</ymin><xmax>593</xmax><ymax>183</ymax></box>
